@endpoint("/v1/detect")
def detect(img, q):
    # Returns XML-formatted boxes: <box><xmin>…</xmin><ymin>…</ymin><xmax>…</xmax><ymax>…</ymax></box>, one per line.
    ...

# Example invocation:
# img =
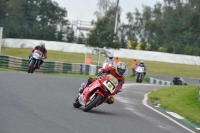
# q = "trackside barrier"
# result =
<box><xmin>198</xmin><ymin>84</ymin><xmax>200</xmax><ymax>101</ymax></box>
<box><xmin>0</xmin><ymin>54</ymin><xmax>128</xmax><ymax>76</ymax></box>
<box><xmin>149</xmin><ymin>77</ymin><xmax>173</xmax><ymax>86</ymax></box>
<box><xmin>0</xmin><ymin>54</ymin><xmax>103</xmax><ymax>75</ymax></box>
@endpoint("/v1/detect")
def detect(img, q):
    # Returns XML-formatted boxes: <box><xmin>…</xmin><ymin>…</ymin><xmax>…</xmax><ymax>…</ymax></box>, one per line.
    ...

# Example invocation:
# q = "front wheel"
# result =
<box><xmin>136</xmin><ymin>74</ymin><xmax>140</xmax><ymax>83</ymax></box>
<box><xmin>73</xmin><ymin>96</ymin><xmax>82</xmax><ymax>108</ymax></box>
<box><xmin>83</xmin><ymin>94</ymin><xmax>102</xmax><ymax>112</ymax></box>
<box><xmin>28</xmin><ymin>60</ymin><xmax>35</xmax><ymax>73</ymax></box>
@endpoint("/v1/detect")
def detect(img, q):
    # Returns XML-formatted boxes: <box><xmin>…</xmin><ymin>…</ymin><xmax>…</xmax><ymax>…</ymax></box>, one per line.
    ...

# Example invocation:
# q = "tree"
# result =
<box><xmin>2</xmin><ymin>0</ymin><xmax>70</xmax><ymax>41</ymax></box>
<box><xmin>64</xmin><ymin>26</ymin><xmax>75</xmax><ymax>43</ymax></box>
<box><xmin>86</xmin><ymin>17</ymin><xmax>120</xmax><ymax>49</ymax></box>
<box><xmin>0</xmin><ymin>0</ymin><xmax>7</xmax><ymax>19</ymax></box>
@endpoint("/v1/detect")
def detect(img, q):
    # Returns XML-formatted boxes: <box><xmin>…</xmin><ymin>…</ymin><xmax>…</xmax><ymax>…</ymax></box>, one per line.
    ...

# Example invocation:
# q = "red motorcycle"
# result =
<box><xmin>73</xmin><ymin>74</ymin><xmax>118</xmax><ymax>112</ymax></box>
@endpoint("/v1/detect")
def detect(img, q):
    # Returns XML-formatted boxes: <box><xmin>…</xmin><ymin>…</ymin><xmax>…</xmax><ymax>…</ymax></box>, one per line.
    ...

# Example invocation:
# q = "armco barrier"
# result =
<box><xmin>0</xmin><ymin>54</ymin><xmax>101</xmax><ymax>75</ymax></box>
<box><xmin>198</xmin><ymin>85</ymin><xmax>200</xmax><ymax>101</ymax></box>
<box><xmin>0</xmin><ymin>54</ymin><xmax>131</xmax><ymax>76</ymax></box>
<box><xmin>148</xmin><ymin>77</ymin><xmax>173</xmax><ymax>86</ymax></box>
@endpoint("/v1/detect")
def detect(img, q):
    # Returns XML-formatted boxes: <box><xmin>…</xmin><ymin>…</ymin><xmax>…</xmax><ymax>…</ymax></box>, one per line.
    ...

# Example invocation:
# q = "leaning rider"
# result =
<box><xmin>138</xmin><ymin>60</ymin><xmax>147</xmax><ymax>76</ymax></box>
<box><xmin>29</xmin><ymin>42</ymin><xmax>47</xmax><ymax>69</ymax></box>
<box><xmin>79</xmin><ymin>62</ymin><xmax>126</xmax><ymax>104</ymax></box>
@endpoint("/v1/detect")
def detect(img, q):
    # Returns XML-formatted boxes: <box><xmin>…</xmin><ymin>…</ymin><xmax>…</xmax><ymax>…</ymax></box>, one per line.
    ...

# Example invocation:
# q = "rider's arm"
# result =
<box><xmin>99</xmin><ymin>66</ymin><xmax>112</xmax><ymax>73</ymax></box>
<box><xmin>31</xmin><ymin>48</ymin><xmax>36</xmax><ymax>53</ymax></box>
<box><xmin>116</xmin><ymin>79</ymin><xmax>124</xmax><ymax>93</ymax></box>
<box><xmin>43</xmin><ymin>49</ymin><xmax>47</xmax><ymax>59</ymax></box>
<box><xmin>31</xmin><ymin>46</ymin><xmax>39</xmax><ymax>53</ymax></box>
<box><xmin>43</xmin><ymin>52</ymin><xmax>47</xmax><ymax>59</ymax></box>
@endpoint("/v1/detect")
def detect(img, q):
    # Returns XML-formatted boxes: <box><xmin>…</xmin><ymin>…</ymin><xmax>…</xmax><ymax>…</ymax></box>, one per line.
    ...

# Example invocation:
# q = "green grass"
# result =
<box><xmin>2</xmin><ymin>47</ymin><xmax>200</xmax><ymax>78</ymax></box>
<box><xmin>149</xmin><ymin>86</ymin><xmax>200</xmax><ymax>126</ymax></box>
<box><xmin>0</xmin><ymin>67</ymin><xmax>21</xmax><ymax>72</ymax></box>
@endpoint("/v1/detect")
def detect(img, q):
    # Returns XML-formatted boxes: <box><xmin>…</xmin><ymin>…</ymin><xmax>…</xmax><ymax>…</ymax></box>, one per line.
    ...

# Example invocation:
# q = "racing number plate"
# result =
<box><xmin>34</xmin><ymin>53</ymin><xmax>39</xmax><ymax>57</ymax></box>
<box><xmin>103</xmin><ymin>80</ymin><xmax>115</xmax><ymax>94</ymax></box>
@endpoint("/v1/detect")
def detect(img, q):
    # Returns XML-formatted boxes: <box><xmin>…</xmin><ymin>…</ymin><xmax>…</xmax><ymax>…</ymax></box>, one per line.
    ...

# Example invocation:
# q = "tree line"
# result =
<box><xmin>0</xmin><ymin>0</ymin><xmax>77</xmax><ymax>42</ymax></box>
<box><xmin>118</xmin><ymin>0</ymin><xmax>200</xmax><ymax>55</ymax></box>
<box><xmin>1</xmin><ymin>0</ymin><xmax>200</xmax><ymax>56</ymax></box>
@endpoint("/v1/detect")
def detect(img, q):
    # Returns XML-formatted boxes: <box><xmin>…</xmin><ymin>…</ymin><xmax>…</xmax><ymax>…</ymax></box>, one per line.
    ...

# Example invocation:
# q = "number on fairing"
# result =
<box><xmin>103</xmin><ymin>80</ymin><xmax>115</xmax><ymax>93</ymax></box>
<box><xmin>34</xmin><ymin>53</ymin><xmax>39</xmax><ymax>57</ymax></box>
<box><xmin>136</xmin><ymin>67</ymin><xmax>144</xmax><ymax>72</ymax></box>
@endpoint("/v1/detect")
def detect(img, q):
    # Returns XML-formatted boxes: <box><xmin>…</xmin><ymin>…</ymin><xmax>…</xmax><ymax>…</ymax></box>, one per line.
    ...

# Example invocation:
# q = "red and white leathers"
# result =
<box><xmin>31</xmin><ymin>45</ymin><xmax>47</xmax><ymax>59</ymax></box>
<box><xmin>98</xmin><ymin>66</ymin><xmax>125</xmax><ymax>93</ymax></box>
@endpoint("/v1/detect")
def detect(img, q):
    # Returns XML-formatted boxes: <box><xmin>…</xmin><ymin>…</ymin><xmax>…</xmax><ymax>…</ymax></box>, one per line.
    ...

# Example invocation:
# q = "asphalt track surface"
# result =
<box><xmin>0</xmin><ymin>71</ymin><xmax>198</xmax><ymax>133</ymax></box>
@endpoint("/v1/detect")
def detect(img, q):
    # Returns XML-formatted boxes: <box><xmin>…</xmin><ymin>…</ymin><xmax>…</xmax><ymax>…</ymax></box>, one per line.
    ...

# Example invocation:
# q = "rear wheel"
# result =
<box><xmin>73</xmin><ymin>96</ymin><xmax>82</xmax><ymax>108</ymax></box>
<box><xmin>83</xmin><ymin>94</ymin><xmax>102</xmax><ymax>112</ymax></box>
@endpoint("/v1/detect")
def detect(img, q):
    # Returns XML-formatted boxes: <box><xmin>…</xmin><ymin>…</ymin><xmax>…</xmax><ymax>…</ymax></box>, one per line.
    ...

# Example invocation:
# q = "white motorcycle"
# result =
<box><xmin>135</xmin><ymin>66</ymin><xmax>145</xmax><ymax>83</ymax></box>
<box><xmin>28</xmin><ymin>50</ymin><xmax>43</xmax><ymax>73</ymax></box>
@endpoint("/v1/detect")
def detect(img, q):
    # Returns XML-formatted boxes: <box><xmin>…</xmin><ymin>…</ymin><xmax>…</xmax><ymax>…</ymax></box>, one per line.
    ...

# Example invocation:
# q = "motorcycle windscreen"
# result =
<box><xmin>33</xmin><ymin>50</ymin><xmax>43</xmax><ymax>59</ymax></box>
<box><xmin>136</xmin><ymin>66</ymin><xmax>144</xmax><ymax>73</ymax></box>
<box><xmin>102</xmin><ymin>74</ymin><xmax>118</xmax><ymax>94</ymax></box>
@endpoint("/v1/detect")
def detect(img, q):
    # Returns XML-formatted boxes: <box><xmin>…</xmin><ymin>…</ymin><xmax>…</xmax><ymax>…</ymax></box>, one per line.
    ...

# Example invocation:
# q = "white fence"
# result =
<box><xmin>2</xmin><ymin>38</ymin><xmax>200</xmax><ymax>66</ymax></box>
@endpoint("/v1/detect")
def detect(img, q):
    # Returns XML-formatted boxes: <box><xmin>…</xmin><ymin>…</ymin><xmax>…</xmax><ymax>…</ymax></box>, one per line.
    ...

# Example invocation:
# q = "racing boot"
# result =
<box><xmin>78</xmin><ymin>83</ymin><xmax>86</xmax><ymax>93</ymax></box>
<box><xmin>106</xmin><ymin>96</ymin><xmax>114</xmax><ymax>104</ymax></box>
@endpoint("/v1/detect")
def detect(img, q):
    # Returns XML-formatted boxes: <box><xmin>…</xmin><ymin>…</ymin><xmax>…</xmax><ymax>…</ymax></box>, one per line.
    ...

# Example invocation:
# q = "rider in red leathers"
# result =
<box><xmin>79</xmin><ymin>62</ymin><xmax>126</xmax><ymax>104</ymax></box>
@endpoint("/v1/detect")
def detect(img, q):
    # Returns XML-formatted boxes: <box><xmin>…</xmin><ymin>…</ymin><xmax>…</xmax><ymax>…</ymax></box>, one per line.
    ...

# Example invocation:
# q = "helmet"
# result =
<box><xmin>140</xmin><ymin>60</ymin><xmax>144</xmax><ymax>65</ymax></box>
<box><xmin>108</xmin><ymin>54</ymin><xmax>113</xmax><ymax>59</ymax></box>
<box><xmin>116</xmin><ymin>62</ymin><xmax>126</xmax><ymax>76</ymax></box>
<box><xmin>40</xmin><ymin>42</ymin><xmax>45</xmax><ymax>48</ymax></box>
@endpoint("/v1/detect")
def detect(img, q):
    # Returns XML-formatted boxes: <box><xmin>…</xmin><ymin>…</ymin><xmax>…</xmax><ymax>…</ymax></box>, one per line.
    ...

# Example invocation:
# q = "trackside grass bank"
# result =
<box><xmin>149</xmin><ymin>86</ymin><xmax>200</xmax><ymax>126</ymax></box>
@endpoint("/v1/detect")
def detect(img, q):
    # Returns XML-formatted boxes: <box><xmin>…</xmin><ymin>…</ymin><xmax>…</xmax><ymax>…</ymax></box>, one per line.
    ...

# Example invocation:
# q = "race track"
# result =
<box><xmin>0</xmin><ymin>71</ymin><xmax>198</xmax><ymax>133</ymax></box>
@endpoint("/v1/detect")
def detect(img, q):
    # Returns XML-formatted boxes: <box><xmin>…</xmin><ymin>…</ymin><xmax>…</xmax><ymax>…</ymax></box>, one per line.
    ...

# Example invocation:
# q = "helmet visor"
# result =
<box><xmin>117</xmin><ymin>68</ymin><xmax>125</xmax><ymax>75</ymax></box>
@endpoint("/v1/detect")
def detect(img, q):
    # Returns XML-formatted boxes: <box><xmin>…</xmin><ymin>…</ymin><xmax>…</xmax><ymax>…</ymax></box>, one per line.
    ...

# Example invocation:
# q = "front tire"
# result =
<box><xmin>28</xmin><ymin>60</ymin><xmax>35</xmax><ymax>73</ymax></box>
<box><xmin>73</xmin><ymin>96</ymin><xmax>82</xmax><ymax>108</ymax></box>
<box><xmin>83</xmin><ymin>94</ymin><xmax>102</xmax><ymax>112</ymax></box>
<box><xmin>136</xmin><ymin>74</ymin><xmax>140</xmax><ymax>83</ymax></box>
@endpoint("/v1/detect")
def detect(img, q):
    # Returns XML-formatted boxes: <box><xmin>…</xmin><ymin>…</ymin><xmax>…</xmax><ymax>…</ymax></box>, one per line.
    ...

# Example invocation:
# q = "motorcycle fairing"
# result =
<box><xmin>83</xmin><ymin>80</ymin><xmax>104</xmax><ymax>104</ymax></box>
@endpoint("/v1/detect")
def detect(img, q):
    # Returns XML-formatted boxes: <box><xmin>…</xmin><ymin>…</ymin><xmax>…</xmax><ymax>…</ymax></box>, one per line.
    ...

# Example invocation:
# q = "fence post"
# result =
<box><xmin>0</xmin><ymin>27</ymin><xmax>3</xmax><ymax>54</ymax></box>
<box><xmin>198</xmin><ymin>84</ymin><xmax>200</xmax><ymax>101</ymax></box>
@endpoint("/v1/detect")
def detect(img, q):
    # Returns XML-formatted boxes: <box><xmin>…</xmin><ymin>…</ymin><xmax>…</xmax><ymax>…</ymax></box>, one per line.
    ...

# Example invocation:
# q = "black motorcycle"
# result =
<box><xmin>172</xmin><ymin>77</ymin><xmax>187</xmax><ymax>85</ymax></box>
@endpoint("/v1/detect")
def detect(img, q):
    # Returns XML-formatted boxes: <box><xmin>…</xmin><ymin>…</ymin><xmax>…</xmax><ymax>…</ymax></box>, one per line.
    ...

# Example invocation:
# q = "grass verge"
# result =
<box><xmin>149</xmin><ymin>86</ymin><xmax>200</xmax><ymax>126</ymax></box>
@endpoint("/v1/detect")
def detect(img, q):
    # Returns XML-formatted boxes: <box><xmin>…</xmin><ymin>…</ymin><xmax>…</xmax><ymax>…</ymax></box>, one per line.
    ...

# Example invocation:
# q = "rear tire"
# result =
<box><xmin>83</xmin><ymin>94</ymin><xmax>102</xmax><ymax>112</ymax></box>
<box><xmin>73</xmin><ymin>96</ymin><xmax>82</xmax><ymax>108</ymax></box>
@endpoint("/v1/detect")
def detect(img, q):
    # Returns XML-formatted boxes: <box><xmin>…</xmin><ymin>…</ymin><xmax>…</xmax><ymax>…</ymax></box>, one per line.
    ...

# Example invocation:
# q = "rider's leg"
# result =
<box><xmin>79</xmin><ymin>77</ymin><xmax>98</xmax><ymax>93</ymax></box>
<box><xmin>106</xmin><ymin>96</ymin><xmax>114</xmax><ymax>104</ymax></box>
